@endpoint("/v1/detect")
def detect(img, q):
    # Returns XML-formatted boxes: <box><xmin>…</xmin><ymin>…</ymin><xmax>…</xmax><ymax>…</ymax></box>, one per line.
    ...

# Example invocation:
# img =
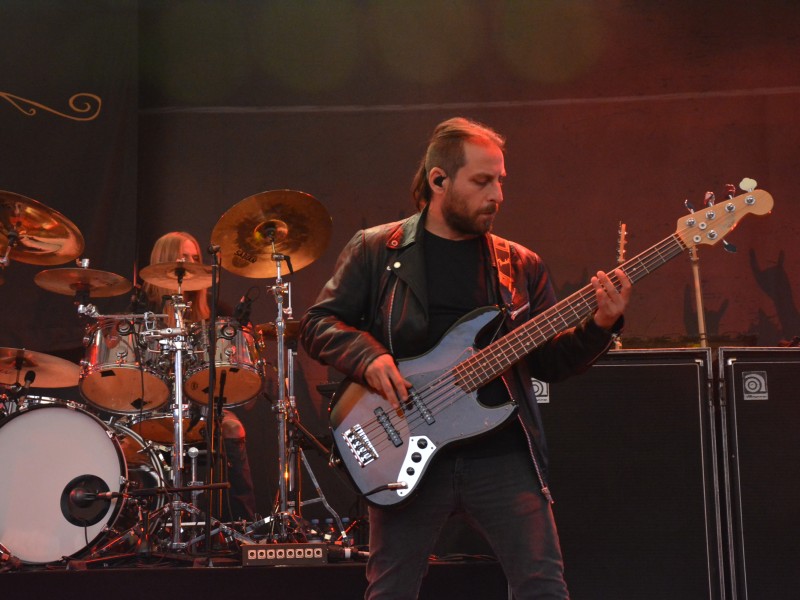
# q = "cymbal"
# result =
<box><xmin>0</xmin><ymin>347</ymin><xmax>80</xmax><ymax>388</ymax></box>
<box><xmin>34</xmin><ymin>268</ymin><xmax>133</xmax><ymax>298</ymax></box>
<box><xmin>0</xmin><ymin>190</ymin><xmax>84</xmax><ymax>266</ymax></box>
<box><xmin>211</xmin><ymin>189</ymin><xmax>331</xmax><ymax>278</ymax></box>
<box><xmin>139</xmin><ymin>261</ymin><xmax>213</xmax><ymax>291</ymax></box>
<box><xmin>256</xmin><ymin>320</ymin><xmax>301</xmax><ymax>340</ymax></box>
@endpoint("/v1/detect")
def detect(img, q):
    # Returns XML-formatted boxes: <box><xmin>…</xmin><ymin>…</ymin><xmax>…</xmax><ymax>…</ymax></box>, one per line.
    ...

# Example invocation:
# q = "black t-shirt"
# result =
<box><xmin>423</xmin><ymin>231</ymin><xmax>528</xmax><ymax>457</ymax></box>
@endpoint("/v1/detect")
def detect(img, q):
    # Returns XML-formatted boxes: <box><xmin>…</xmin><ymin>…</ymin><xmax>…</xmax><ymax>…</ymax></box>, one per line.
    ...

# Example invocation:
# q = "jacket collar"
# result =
<box><xmin>385</xmin><ymin>206</ymin><xmax>428</xmax><ymax>250</ymax></box>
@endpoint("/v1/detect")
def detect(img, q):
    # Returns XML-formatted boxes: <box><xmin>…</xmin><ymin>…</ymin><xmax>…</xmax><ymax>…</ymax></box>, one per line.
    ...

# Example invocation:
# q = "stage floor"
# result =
<box><xmin>3</xmin><ymin>557</ymin><xmax>509</xmax><ymax>600</ymax></box>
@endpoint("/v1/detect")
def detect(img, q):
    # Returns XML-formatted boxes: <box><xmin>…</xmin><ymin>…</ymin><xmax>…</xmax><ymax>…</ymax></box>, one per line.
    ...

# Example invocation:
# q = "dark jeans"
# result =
<box><xmin>365</xmin><ymin>448</ymin><xmax>569</xmax><ymax>600</ymax></box>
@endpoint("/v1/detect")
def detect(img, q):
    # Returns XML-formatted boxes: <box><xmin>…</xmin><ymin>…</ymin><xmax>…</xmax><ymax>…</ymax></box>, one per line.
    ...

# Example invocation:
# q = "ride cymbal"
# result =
<box><xmin>34</xmin><ymin>268</ymin><xmax>133</xmax><ymax>298</ymax></box>
<box><xmin>139</xmin><ymin>261</ymin><xmax>213</xmax><ymax>291</ymax></box>
<box><xmin>211</xmin><ymin>189</ymin><xmax>331</xmax><ymax>279</ymax></box>
<box><xmin>0</xmin><ymin>347</ymin><xmax>80</xmax><ymax>388</ymax></box>
<box><xmin>0</xmin><ymin>190</ymin><xmax>84</xmax><ymax>266</ymax></box>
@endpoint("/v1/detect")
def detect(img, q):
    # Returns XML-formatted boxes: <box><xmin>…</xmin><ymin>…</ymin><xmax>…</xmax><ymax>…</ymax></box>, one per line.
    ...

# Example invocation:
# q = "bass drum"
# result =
<box><xmin>0</xmin><ymin>403</ymin><xmax>164</xmax><ymax>564</ymax></box>
<box><xmin>128</xmin><ymin>404</ymin><xmax>207</xmax><ymax>446</ymax></box>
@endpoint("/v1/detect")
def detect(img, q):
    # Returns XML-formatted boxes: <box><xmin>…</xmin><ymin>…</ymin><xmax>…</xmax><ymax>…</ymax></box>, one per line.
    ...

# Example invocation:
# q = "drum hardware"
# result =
<box><xmin>184</xmin><ymin>317</ymin><xmax>264</xmax><ymax>407</ymax></box>
<box><xmin>258</xmin><ymin>246</ymin><xmax>344</xmax><ymax>541</ymax></box>
<box><xmin>0</xmin><ymin>347</ymin><xmax>80</xmax><ymax>389</ymax></box>
<box><xmin>210</xmin><ymin>189</ymin><xmax>337</xmax><ymax>542</ymax></box>
<box><xmin>0</xmin><ymin>190</ymin><xmax>85</xmax><ymax>282</ymax></box>
<box><xmin>80</xmin><ymin>314</ymin><xmax>171</xmax><ymax>414</ymax></box>
<box><xmin>137</xmin><ymin>257</ymin><xmax>254</xmax><ymax>555</ymax></box>
<box><xmin>34</xmin><ymin>260</ymin><xmax>133</xmax><ymax>298</ymax></box>
<box><xmin>0</xmin><ymin>402</ymin><xmax>167</xmax><ymax>564</ymax></box>
<box><xmin>138</xmin><ymin>260</ymin><xmax>213</xmax><ymax>292</ymax></box>
<box><xmin>147</xmin><ymin>286</ymin><xmax>195</xmax><ymax>551</ymax></box>
<box><xmin>283</xmin><ymin>349</ymin><xmax>348</xmax><ymax>544</ymax></box>
<box><xmin>209</xmin><ymin>189</ymin><xmax>332</xmax><ymax>279</ymax></box>
<box><xmin>80</xmin><ymin>481</ymin><xmax>234</xmax><ymax>563</ymax></box>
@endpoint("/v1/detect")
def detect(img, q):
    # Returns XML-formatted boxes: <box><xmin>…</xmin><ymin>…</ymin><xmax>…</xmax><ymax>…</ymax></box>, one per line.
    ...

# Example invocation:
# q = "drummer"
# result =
<box><xmin>140</xmin><ymin>231</ymin><xmax>257</xmax><ymax>522</ymax></box>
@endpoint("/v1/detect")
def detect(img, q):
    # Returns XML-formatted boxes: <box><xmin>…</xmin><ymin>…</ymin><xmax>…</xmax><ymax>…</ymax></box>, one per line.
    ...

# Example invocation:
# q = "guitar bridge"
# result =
<box><xmin>342</xmin><ymin>424</ymin><xmax>379</xmax><ymax>467</ymax></box>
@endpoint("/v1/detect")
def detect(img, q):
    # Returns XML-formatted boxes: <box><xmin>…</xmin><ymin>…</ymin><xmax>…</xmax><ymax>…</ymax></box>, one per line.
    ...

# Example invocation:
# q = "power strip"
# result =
<box><xmin>241</xmin><ymin>543</ymin><xmax>328</xmax><ymax>566</ymax></box>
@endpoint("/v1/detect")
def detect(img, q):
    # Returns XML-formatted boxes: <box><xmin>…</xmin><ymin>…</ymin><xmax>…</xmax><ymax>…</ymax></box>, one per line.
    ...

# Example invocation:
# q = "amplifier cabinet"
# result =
<box><xmin>719</xmin><ymin>347</ymin><xmax>800</xmax><ymax>600</ymax></box>
<box><xmin>539</xmin><ymin>348</ymin><xmax>723</xmax><ymax>600</ymax></box>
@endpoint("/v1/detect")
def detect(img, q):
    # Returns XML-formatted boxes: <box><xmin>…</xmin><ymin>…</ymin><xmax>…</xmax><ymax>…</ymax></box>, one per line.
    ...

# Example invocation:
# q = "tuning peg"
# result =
<box><xmin>725</xmin><ymin>184</ymin><xmax>737</xmax><ymax>199</ymax></box>
<box><xmin>739</xmin><ymin>177</ymin><xmax>757</xmax><ymax>192</ymax></box>
<box><xmin>722</xmin><ymin>239</ymin><xmax>737</xmax><ymax>253</ymax></box>
<box><xmin>684</xmin><ymin>199</ymin><xmax>695</xmax><ymax>213</ymax></box>
<box><xmin>704</xmin><ymin>191</ymin><xmax>715</xmax><ymax>206</ymax></box>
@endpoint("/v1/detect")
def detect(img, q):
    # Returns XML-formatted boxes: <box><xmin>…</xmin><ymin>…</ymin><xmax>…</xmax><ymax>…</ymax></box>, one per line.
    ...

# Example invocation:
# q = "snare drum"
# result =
<box><xmin>80</xmin><ymin>320</ymin><xmax>170</xmax><ymax>414</ymax></box>
<box><xmin>184</xmin><ymin>318</ymin><xmax>263</xmax><ymax>407</ymax></box>
<box><xmin>0</xmin><ymin>402</ymin><xmax>164</xmax><ymax>564</ymax></box>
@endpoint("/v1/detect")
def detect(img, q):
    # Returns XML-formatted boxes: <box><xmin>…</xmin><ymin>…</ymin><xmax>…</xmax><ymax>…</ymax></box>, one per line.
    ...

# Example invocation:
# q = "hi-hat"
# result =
<box><xmin>0</xmin><ymin>347</ymin><xmax>80</xmax><ymax>388</ymax></box>
<box><xmin>139</xmin><ymin>261</ymin><xmax>213</xmax><ymax>291</ymax></box>
<box><xmin>0</xmin><ymin>190</ymin><xmax>84</xmax><ymax>265</ymax></box>
<box><xmin>34</xmin><ymin>268</ymin><xmax>133</xmax><ymax>297</ymax></box>
<box><xmin>211</xmin><ymin>189</ymin><xmax>331</xmax><ymax>278</ymax></box>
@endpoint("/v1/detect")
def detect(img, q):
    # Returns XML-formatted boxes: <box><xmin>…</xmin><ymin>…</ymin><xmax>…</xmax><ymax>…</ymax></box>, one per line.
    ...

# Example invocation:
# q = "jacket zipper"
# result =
<box><xmin>386</xmin><ymin>278</ymin><xmax>399</xmax><ymax>355</ymax></box>
<box><xmin>500</xmin><ymin>376</ymin><xmax>553</xmax><ymax>504</ymax></box>
<box><xmin>519</xmin><ymin>413</ymin><xmax>554</xmax><ymax>504</ymax></box>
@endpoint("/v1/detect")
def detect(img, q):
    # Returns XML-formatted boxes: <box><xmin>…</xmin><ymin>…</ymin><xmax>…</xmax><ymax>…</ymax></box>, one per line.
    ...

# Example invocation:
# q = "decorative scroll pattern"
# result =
<box><xmin>1</xmin><ymin>91</ymin><xmax>102</xmax><ymax>121</ymax></box>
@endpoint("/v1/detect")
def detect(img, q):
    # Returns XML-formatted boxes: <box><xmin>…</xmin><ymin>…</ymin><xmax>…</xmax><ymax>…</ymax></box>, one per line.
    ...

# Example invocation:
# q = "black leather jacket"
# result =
<box><xmin>300</xmin><ymin>209</ymin><xmax>618</xmax><ymax>480</ymax></box>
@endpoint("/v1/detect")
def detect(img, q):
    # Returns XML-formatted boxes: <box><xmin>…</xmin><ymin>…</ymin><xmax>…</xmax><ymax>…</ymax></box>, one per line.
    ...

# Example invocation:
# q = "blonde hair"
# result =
<box><xmin>142</xmin><ymin>231</ymin><xmax>211</xmax><ymax>323</ymax></box>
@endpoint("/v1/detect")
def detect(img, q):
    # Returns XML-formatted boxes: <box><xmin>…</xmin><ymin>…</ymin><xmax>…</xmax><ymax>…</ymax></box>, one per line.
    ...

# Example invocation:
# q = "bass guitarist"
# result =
<box><xmin>300</xmin><ymin>117</ymin><xmax>631</xmax><ymax>599</ymax></box>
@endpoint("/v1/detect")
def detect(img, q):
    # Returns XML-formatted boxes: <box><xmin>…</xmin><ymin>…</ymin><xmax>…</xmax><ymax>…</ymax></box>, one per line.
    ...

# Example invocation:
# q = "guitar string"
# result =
<box><xmin>353</xmin><ymin>195</ymin><xmax>757</xmax><ymax>457</ymax></box>
<box><xmin>355</xmin><ymin>232</ymin><xmax>688</xmax><ymax>453</ymax></box>
<box><xmin>354</xmin><ymin>230</ymin><xmax>689</xmax><ymax>455</ymax></box>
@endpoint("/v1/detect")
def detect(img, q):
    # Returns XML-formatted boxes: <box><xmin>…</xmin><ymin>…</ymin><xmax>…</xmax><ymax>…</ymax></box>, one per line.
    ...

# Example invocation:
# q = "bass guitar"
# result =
<box><xmin>330</xmin><ymin>185</ymin><xmax>773</xmax><ymax>506</ymax></box>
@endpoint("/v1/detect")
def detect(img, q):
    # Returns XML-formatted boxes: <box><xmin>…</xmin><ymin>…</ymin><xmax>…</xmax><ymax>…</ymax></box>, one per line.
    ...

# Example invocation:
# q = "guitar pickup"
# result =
<box><xmin>409</xmin><ymin>390</ymin><xmax>435</xmax><ymax>425</ymax></box>
<box><xmin>342</xmin><ymin>424</ymin><xmax>378</xmax><ymax>467</ymax></box>
<box><xmin>374</xmin><ymin>407</ymin><xmax>403</xmax><ymax>447</ymax></box>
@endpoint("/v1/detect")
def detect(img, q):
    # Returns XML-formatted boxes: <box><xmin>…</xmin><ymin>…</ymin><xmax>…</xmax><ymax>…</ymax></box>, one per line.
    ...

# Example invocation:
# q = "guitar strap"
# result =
<box><xmin>490</xmin><ymin>234</ymin><xmax>515</xmax><ymax>298</ymax></box>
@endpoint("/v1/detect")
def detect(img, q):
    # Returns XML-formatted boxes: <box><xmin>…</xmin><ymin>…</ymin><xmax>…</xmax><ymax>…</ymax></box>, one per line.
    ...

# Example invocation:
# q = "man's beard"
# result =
<box><xmin>442</xmin><ymin>187</ymin><xmax>496</xmax><ymax>236</ymax></box>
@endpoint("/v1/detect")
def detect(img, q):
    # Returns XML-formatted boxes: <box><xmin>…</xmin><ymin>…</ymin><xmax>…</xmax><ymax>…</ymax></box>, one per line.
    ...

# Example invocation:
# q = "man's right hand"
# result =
<box><xmin>363</xmin><ymin>354</ymin><xmax>412</xmax><ymax>411</ymax></box>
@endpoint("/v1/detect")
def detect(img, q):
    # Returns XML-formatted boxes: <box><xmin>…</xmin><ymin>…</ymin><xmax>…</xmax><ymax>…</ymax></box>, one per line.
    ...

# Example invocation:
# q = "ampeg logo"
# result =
<box><xmin>742</xmin><ymin>371</ymin><xmax>768</xmax><ymax>401</ymax></box>
<box><xmin>532</xmin><ymin>378</ymin><xmax>550</xmax><ymax>403</ymax></box>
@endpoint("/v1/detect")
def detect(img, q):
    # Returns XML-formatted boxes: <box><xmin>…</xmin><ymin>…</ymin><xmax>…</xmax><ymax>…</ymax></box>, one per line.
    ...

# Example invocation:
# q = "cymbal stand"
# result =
<box><xmin>284</xmin><ymin>349</ymin><xmax>348</xmax><ymax>544</ymax></box>
<box><xmin>162</xmin><ymin>283</ymin><xmax>191</xmax><ymax>550</ymax></box>
<box><xmin>265</xmin><ymin>245</ymin><xmax>294</xmax><ymax>540</ymax></box>
<box><xmin>140</xmin><ymin>267</ymin><xmax>193</xmax><ymax>551</ymax></box>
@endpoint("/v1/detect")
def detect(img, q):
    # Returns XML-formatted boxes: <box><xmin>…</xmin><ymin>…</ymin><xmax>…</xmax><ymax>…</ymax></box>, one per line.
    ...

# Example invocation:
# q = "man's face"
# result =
<box><xmin>441</xmin><ymin>140</ymin><xmax>505</xmax><ymax>237</ymax></box>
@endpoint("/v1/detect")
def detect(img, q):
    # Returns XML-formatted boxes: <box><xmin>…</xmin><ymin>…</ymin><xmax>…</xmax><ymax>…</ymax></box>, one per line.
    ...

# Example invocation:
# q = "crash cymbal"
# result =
<box><xmin>0</xmin><ymin>190</ymin><xmax>84</xmax><ymax>266</ymax></box>
<box><xmin>211</xmin><ymin>189</ymin><xmax>331</xmax><ymax>278</ymax></box>
<box><xmin>139</xmin><ymin>261</ymin><xmax>213</xmax><ymax>291</ymax></box>
<box><xmin>0</xmin><ymin>347</ymin><xmax>80</xmax><ymax>388</ymax></box>
<box><xmin>34</xmin><ymin>268</ymin><xmax>133</xmax><ymax>298</ymax></box>
<box><xmin>256</xmin><ymin>320</ymin><xmax>301</xmax><ymax>340</ymax></box>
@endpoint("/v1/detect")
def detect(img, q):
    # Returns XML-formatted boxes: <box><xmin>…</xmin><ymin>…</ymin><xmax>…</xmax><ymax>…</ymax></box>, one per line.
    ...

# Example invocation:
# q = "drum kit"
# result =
<box><xmin>0</xmin><ymin>189</ymin><xmax>339</xmax><ymax>566</ymax></box>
